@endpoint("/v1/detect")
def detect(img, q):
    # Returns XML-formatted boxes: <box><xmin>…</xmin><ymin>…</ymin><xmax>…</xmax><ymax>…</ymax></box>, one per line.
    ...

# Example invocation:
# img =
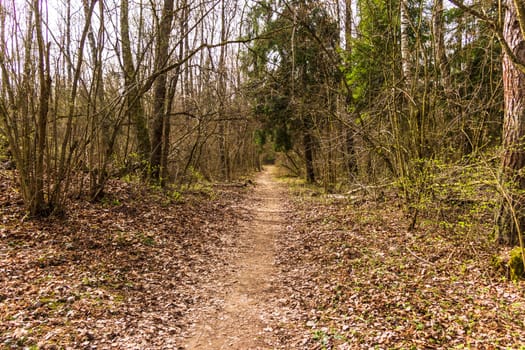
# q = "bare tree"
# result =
<box><xmin>217</xmin><ymin>0</ymin><xmax>231</xmax><ymax>181</ymax></box>
<box><xmin>344</xmin><ymin>0</ymin><xmax>358</xmax><ymax>178</ymax></box>
<box><xmin>432</xmin><ymin>0</ymin><xmax>449</xmax><ymax>90</ymax></box>
<box><xmin>400</xmin><ymin>0</ymin><xmax>413</xmax><ymax>86</ymax></box>
<box><xmin>0</xmin><ymin>1</ymin><xmax>52</xmax><ymax>215</ymax></box>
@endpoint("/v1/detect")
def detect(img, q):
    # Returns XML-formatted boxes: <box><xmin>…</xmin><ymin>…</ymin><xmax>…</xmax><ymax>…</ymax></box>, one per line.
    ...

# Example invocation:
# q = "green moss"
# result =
<box><xmin>491</xmin><ymin>254</ymin><xmax>507</xmax><ymax>276</ymax></box>
<box><xmin>509</xmin><ymin>247</ymin><xmax>525</xmax><ymax>281</ymax></box>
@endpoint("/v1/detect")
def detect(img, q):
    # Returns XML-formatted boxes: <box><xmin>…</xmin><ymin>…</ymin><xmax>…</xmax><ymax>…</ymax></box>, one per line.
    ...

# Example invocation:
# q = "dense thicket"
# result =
<box><xmin>0</xmin><ymin>0</ymin><xmax>258</xmax><ymax>216</ymax></box>
<box><xmin>1</xmin><ymin>0</ymin><xmax>525</xmax><ymax>251</ymax></box>
<box><xmin>242</xmin><ymin>0</ymin><xmax>525</xmax><ymax>249</ymax></box>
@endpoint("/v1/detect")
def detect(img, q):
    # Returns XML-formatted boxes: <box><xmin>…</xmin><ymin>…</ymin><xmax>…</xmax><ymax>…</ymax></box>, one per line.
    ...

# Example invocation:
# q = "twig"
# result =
<box><xmin>406</xmin><ymin>246</ymin><xmax>435</xmax><ymax>266</ymax></box>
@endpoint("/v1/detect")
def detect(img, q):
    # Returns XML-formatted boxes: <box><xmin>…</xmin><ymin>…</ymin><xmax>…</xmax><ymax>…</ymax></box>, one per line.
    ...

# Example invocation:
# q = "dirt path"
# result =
<box><xmin>182</xmin><ymin>166</ymin><xmax>284</xmax><ymax>349</ymax></box>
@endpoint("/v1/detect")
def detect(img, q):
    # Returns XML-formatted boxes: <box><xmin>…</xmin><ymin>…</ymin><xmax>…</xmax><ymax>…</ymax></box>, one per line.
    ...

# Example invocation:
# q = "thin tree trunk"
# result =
<box><xmin>161</xmin><ymin>77</ymin><xmax>176</xmax><ymax>186</ymax></box>
<box><xmin>33</xmin><ymin>0</ymin><xmax>51</xmax><ymax>215</ymax></box>
<box><xmin>84</xmin><ymin>0</ymin><xmax>111</xmax><ymax>200</ymax></box>
<box><xmin>50</xmin><ymin>0</ymin><xmax>95</xmax><ymax>210</ymax></box>
<box><xmin>400</xmin><ymin>0</ymin><xmax>412</xmax><ymax>86</ymax></box>
<box><xmin>344</xmin><ymin>0</ymin><xmax>358</xmax><ymax>179</ymax></box>
<box><xmin>150</xmin><ymin>0</ymin><xmax>174</xmax><ymax>181</ymax></box>
<box><xmin>218</xmin><ymin>0</ymin><xmax>230</xmax><ymax>181</ymax></box>
<box><xmin>20</xmin><ymin>7</ymin><xmax>34</xmax><ymax>210</ymax></box>
<box><xmin>432</xmin><ymin>0</ymin><xmax>450</xmax><ymax>90</ymax></box>
<box><xmin>304</xmin><ymin>117</ymin><xmax>315</xmax><ymax>183</ymax></box>
<box><xmin>121</xmin><ymin>0</ymin><xmax>150</xmax><ymax>162</ymax></box>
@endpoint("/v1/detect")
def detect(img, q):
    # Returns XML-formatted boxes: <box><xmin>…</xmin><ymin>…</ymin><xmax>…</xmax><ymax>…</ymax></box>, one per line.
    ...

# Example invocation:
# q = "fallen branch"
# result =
<box><xmin>406</xmin><ymin>246</ymin><xmax>435</xmax><ymax>266</ymax></box>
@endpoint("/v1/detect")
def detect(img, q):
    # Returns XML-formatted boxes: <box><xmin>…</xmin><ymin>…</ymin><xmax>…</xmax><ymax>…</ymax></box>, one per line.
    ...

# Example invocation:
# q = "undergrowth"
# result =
<box><xmin>275</xmin><ymin>164</ymin><xmax>525</xmax><ymax>348</ymax></box>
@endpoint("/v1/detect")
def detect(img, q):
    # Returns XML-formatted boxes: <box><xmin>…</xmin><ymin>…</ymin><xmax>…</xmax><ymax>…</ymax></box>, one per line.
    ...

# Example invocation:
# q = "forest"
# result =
<box><xmin>1</xmin><ymin>0</ymin><xmax>525</xmax><ymax>348</ymax></box>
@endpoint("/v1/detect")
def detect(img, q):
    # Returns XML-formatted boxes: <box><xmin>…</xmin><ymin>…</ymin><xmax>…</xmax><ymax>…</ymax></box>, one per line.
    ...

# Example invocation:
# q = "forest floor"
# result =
<box><xmin>2</xmin><ymin>166</ymin><xmax>525</xmax><ymax>349</ymax></box>
<box><xmin>181</xmin><ymin>167</ymin><xmax>284</xmax><ymax>349</ymax></box>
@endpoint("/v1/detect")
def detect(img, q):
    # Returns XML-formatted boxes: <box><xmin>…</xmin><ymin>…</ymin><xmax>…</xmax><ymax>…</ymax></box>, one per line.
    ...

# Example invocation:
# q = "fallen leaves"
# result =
<box><xmin>0</xmin><ymin>172</ymin><xmax>248</xmax><ymax>349</ymax></box>
<box><xmin>3</xmin><ymin>168</ymin><xmax>525</xmax><ymax>349</ymax></box>
<box><xmin>271</xmin><ymin>191</ymin><xmax>525</xmax><ymax>349</ymax></box>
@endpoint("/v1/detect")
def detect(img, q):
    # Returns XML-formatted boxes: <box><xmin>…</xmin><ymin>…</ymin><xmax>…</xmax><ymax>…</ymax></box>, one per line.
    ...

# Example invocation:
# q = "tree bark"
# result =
<box><xmin>400</xmin><ymin>0</ymin><xmax>412</xmax><ymax>86</ymax></box>
<box><xmin>85</xmin><ymin>0</ymin><xmax>112</xmax><ymax>200</ymax></box>
<box><xmin>50</xmin><ymin>0</ymin><xmax>95</xmax><ymax>210</ymax></box>
<box><xmin>496</xmin><ymin>0</ymin><xmax>525</xmax><ymax>245</ymax></box>
<box><xmin>33</xmin><ymin>0</ymin><xmax>52</xmax><ymax>215</ymax></box>
<box><xmin>150</xmin><ymin>0</ymin><xmax>174</xmax><ymax>181</ymax></box>
<box><xmin>120</xmin><ymin>0</ymin><xmax>151</xmax><ymax>162</ymax></box>
<box><xmin>304</xmin><ymin>117</ymin><xmax>315</xmax><ymax>183</ymax></box>
<box><xmin>217</xmin><ymin>0</ymin><xmax>230</xmax><ymax>181</ymax></box>
<box><xmin>344</xmin><ymin>0</ymin><xmax>358</xmax><ymax>179</ymax></box>
<box><xmin>432</xmin><ymin>0</ymin><xmax>450</xmax><ymax>90</ymax></box>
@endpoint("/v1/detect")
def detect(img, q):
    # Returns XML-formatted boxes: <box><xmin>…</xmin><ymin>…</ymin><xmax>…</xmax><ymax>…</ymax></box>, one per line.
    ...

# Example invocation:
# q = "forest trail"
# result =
<box><xmin>182</xmin><ymin>166</ymin><xmax>284</xmax><ymax>349</ymax></box>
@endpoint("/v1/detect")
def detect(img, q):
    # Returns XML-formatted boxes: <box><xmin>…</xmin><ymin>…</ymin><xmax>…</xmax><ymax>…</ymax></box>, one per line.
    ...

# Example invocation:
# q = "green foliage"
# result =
<box><xmin>243</xmin><ymin>1</ymin><xmax>339</xmax><ymax>157</ymax></box>
<box><xmin>101</xmin><ymin>196</ymin><xmax>121</xmax><ymax>207</ymax></box>
<box><xmin>116</xmin><ymin>152</ymin><xmax>152</xmax><ymax>179</ymax></box>
<box><xmin>187</xmin><ymin>166</ymin><xmax>206</xmax><ymax>184</ymax></box>
<box><xmin>178</xmin><ymin>167</ymin><xmax>215</xmax><ymax>198</ymax></box>
<box><xmin>0</xmin><ymin>133</ymin><xmax>8</xmax><ymax>161</ymax></box>
<box><xmin>342</xmin><ymin>0</ymin><xmax>395</xmax><ymax>107</ymax></box>
<box><xmin>254</xmin><ymin>129</ymin><xmax>267</xmax><ymax>147</ymax></box>
<box><xmin>38</xmin><ymin>296</ymin><xmax>66</xmax><ymax>311</ymax></box>
<box><xmin>147</xmin><ymin>183</ymin><xmax>187</xmax><ymax>206</ymax></box>
<box><xmin>312</xmin><ymin>328</ymin><xmax>330</xmax><ymax>348</ymax></box>
<box><xmin>396</xmin><ymin>157</ymin><xmax>498</xmax><ymax>230</ymax></box>
<box><xmin>138</xmin><ymin>232</ymin><xmax>156</xmax><ymax>246</ymax></box>
<box><xmin>169</xmin><ymin>189</ymin><xmax>183</xmax><ymax>202</ymax></box>
<box><xmin>274</xmin><ymin>127</ymin><xmax>292</xmax><ymax>152</ymax></box>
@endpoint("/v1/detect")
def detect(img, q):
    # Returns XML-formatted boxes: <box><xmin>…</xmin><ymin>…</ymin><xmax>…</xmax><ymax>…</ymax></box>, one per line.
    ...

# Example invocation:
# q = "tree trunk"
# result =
<box><xmin>304</xmin><ymin>118</ymin><xmax>315</xmax><ymax>183</ymax></box>
<box><xmin>161</xmin><ymin>78</ymin><xmax>174</xmax><ymax>186</ymax></box>
<box><xmin>50</xmin><ymin>0</ymin><xmax>95</xmax><ymax>211</ymax></box>
<box><xmin>150</xmin><ymin>0</ymin><xmax>174</xmax><ymax>181</ymax></box>
<box><xmin>85</xmin><ymin>0</ymin><xmax>112</xmax><ymax>200</ymax></box>
<box><xmin>33</xmin><ymin>0</ymin><xmax>51</xmax><ymax>216</ymax></box>
<box><xmin>120</xmin><ymin>0</ymin><xmax>150</xmax><ymax>162</ymax></box>
<box><xmin>495</xmin><ymin>0</ymin><xmax>525</xmax><ymax>245</ymax></box>
<box><xmin>432</xmin><ymin>0</ymin><xmax>450</xmax><ymax>90</ymax></box>
<box><xmin>217</xmin><ymin>0</ymin><xmax>230</xmax><ymax>181</ymax></box>
<box><xmin>400</xmin><ymin>0</ymin><xmax>412</xmax><ymax>86</ymax></box>
<box><xmin>344</xmin><ymin>0</ymin><xmax>358</xmax><ymax>179</ymax></box>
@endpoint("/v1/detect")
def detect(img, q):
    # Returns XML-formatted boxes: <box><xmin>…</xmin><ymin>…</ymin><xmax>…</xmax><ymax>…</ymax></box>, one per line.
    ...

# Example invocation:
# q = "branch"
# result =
<box><xmin>448</xmin><ymin>0</ymin><xmax>525</xmax><ymax>75</ymax></box>
<box><xmin>137</xmin><ymin>37</ymin><xmax>260</xmax><ymax>97</ymax></box>
<box><xmin>280</xmin><ymin>1</ymin><xmax>340</xmax><ymax>66</ymax></box>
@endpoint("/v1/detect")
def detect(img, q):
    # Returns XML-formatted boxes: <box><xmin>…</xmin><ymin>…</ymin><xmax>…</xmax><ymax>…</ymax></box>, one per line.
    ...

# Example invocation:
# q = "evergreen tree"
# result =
<box><xmin>244</xmin><ymin>0</ymin><xmax>340</xmax><ymax>182</ymax></box>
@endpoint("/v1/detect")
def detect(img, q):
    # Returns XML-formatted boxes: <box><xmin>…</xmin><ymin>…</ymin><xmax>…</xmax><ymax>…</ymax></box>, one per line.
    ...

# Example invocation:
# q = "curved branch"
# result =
<box><xmin>448</xmin><ymin>0</ymin><xmax>525</xmax><ymax>75</ymax></box>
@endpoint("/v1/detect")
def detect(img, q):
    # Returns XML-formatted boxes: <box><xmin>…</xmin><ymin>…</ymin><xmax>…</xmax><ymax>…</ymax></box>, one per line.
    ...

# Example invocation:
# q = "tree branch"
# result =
<box><xmin>448</xmin><ymin>0</ymin><xmax>525</xmax><ymax>75</ymax></box>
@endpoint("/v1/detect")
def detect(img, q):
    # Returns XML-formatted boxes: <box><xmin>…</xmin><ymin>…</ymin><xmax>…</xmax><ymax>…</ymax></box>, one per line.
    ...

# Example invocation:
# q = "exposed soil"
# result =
<box><xmin>181</xmin><ymin>166</ymin><xmax>284</xmax><ymax>349</ymax></box>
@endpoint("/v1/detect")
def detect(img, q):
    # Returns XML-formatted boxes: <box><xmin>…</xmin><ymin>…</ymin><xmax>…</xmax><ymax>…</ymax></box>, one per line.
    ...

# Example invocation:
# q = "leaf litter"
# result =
<box><xmin>2</xmin><ymin>168</ymin><xmax>525</xmax><ymax>349</ymax></box>
<box><xmin>1</xmin><ymin>170</ymin><xmax>248</xmax><ymax>349</ymax></box>
<box><xmin>270</xmin><ymin>187</ymin><xmax>525</xmax><ymax>349</ymax></box>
